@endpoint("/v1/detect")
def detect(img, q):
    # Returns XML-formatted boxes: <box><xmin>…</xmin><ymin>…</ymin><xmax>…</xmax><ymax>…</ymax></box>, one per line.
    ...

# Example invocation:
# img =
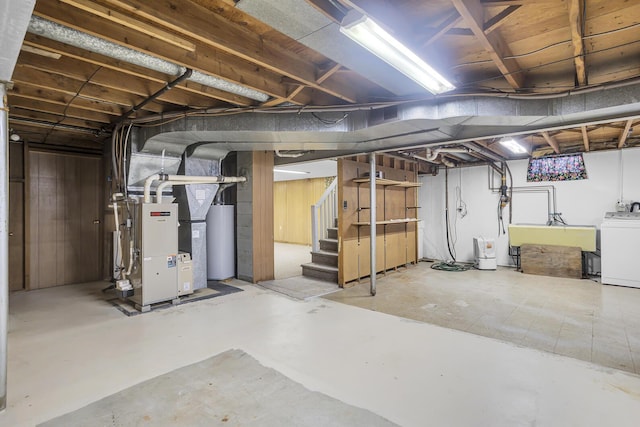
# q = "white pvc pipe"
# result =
<box><xmin>144</xmin><ymin>174</ymin><xmax>247</xmax><ymax>203</ymax></box>
<box><xmin>143</xmin><ymin>174</ymin><xmax>161</xmax><ymax>203</ymax></box>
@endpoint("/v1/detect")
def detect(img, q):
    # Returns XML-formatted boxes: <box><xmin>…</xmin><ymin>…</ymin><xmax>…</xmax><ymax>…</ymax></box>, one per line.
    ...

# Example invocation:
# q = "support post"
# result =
<box><xmin>0</xmin><ymin>81</ymin><xmax>9</xmax><ymax>410</ymax></box>
<box><xmin>369</xmin><ymin>152</ymin><xmax>376</xmax><ymax>296</ymax></box>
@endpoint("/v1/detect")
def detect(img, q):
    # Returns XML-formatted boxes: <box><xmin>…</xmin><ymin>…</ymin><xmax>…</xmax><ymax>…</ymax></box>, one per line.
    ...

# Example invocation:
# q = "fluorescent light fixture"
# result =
<box><xmin>500</xmin><ymin>138</ymin><xmax>528</xmax><ymax>154</ymax></box>
<box><xmin>273</xmin><ymin>168</ymin><xmax>310</xmax><ymax>175</ymax></box>
<box><xmin>340</xmin><ymin>10</ymin><xmax>455</xmax><ymax>94</ymax></box>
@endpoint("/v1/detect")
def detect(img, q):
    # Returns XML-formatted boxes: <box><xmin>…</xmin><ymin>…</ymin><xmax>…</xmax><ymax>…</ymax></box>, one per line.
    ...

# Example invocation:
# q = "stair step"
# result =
<box><xmin>326</xmin><ymin>227</ymin><xmax>338</xmax><ymax>239</ymax></box>
<box><xmin>319</xmin><ymin>238</ymin><xmax>338</xmax><ymax>252</ymax></box>
<box><xmin>302</xmin><ymin>262</ymin><xmax>338</xmax><ymax>283</ymax></box>
<box><xmin>311</xmin><ymin>250</ymin><xmax>338</xmax><ymax>267</ymax></box>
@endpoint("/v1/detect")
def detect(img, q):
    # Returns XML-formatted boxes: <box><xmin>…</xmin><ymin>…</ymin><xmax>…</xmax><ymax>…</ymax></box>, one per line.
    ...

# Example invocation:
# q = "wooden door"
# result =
<box><xmin>28</xmin><ymin>150</ymin><xmax>102</xmax><ymax>289</ymax></box>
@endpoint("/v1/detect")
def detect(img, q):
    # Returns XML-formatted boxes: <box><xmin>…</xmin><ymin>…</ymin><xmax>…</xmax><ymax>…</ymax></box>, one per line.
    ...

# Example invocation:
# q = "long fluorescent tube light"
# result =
<box><xmin>273</xmin><ymin>168</ymin><xmax>310</xmax><ymax>175</ymax></box>
<box><xmin>500</xmin><ymin>138</ymin><xmax>528</xmax><ymax>154</ymax></box>
<box><xmin>340</xmin><ymin>10</ymin><xmax>455</xmax><ymax>95</ymax></box>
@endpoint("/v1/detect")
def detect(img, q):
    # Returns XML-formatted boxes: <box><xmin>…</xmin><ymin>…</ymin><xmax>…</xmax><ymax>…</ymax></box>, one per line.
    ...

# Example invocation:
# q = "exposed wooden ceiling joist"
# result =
<box><xmin>33</xmin><ymin>1</ymin><xmax>291</xmax><ymax>100</ymax></box>
<box><xmin>581</xmin><ymin>126</ymin><xmax>590</xmax><ymax>152</ymax></box>
<box><xmin>422</xmin><ymin>10</ymin><xmax>463</xmax><ymax>47</ymax></box>
<box><xmin>98</xmin><ymin>0</ymin><xmax>358</xmax><ymax>103</ymax></box>
<box><xmin>22</xmin><ymin>33</ymin><xmax>254</xmax><ymax>106</ymax></box>
<box><xmin>59</xmin><ymin>0</ymin><xmax>197</xmax><ymax>52</ymax></box>
<box><xmin>618</xmin><ymin>120</ymin><xmax>634</xmax><ymax>148</ymax></box>
<box><xmin>541</xmin><ymin>131</ymin><xmax>561</xmax><ymax>154</ymax></box>
<box><xmin>451</xmin><ymin>0</ymin><xmax>525</xmax><ymax>89</ymax></box>
<box><xmin>567</xmin><ymin>0</ymin><xmax>587</xmax><ymax>86</ymax></box>
<box><xmin>483</xmin><ymin>5</ymin><xmax>520</xmax><ymax>34</ymax></box>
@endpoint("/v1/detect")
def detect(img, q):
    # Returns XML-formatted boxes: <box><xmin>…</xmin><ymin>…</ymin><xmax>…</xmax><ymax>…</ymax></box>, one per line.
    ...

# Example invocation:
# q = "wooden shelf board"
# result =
<box><xmin>353</xmin><ymin>218</ymin><xmax>420</xmax><ymax>226</ymax></box>
<box><xmin>352</xmin><ymin>178</ymin><xmax>422</xmax><ymax>187</ymax></box>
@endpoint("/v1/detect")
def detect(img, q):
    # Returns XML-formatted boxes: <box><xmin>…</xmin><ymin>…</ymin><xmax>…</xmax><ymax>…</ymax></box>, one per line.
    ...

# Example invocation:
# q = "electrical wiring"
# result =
<box><xmin>457</xmin><ymin>39</ymin><xmax>640</xmax><ymax>89</ymax></box>
<box><xmin>43</xmin><ymin>65</ymin><xmax>103</xmax><ymax>143</ymax></box>
<box><xmin>451</xmin><ymin>21</ymin><xmax>640</xmax><ymax>70</ymax></box>
<box><xmin>311</xmin><ymin>112</ymin><xmax>350</xmax><ymax>126</ymax></box>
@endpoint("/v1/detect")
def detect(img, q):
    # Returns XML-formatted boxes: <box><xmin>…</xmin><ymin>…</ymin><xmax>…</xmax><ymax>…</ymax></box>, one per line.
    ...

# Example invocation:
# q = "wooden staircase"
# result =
<box><xmin>301</xmin><ymin>225</ymin><xmax>338</xmax><ymax>283</ymax></box>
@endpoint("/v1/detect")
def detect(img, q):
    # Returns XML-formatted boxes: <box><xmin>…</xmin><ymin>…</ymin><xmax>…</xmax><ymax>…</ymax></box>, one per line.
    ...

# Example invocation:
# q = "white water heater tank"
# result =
<box><xmin>473</xmin><ymin>237</ymin><xmax>497</xmax><ymax>270</ymax></box>
<box><xmin>206</xmin><ymin>204</ymin><xmax>235</xmax><ymax>280</ymax></box>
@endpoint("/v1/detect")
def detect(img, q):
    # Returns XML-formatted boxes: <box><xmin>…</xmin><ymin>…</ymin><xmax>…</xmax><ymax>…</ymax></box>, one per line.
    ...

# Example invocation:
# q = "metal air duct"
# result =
<box><xmin>27</xmin><ymin>16</ymin><xmax>269</xmax><ymax>102</ymax></box>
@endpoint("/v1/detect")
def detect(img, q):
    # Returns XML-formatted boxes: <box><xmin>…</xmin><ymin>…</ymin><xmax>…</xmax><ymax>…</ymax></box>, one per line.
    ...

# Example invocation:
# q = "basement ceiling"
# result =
<box><xmin>6</xmin><ymin>0</ymin><xmax>640</xmax><ymax>167</ymax></box>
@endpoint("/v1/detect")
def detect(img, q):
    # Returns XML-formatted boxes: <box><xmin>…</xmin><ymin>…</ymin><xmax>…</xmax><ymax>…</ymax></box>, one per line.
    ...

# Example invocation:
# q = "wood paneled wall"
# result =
<box><xmin>338</xmin><ymin>155</ymin><xmax>419</xmax><ymax>286</ymax></box>
<box><xmin>251</xmin><ymin>151</ymin><xmax>274</xmax><ymax>282</ymax></box>
<box><xmin>274</xmin><ymin>177</ymin><xmax>328</xmax><ymax>245</ymax></box>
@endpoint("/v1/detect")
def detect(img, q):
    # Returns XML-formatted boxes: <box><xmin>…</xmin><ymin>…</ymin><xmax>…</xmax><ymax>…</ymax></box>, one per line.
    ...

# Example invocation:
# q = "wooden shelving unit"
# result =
<box><xmin>338</xmin><ymin>157</ymin><xmax>421</xmax><ymax>286</ymax></box>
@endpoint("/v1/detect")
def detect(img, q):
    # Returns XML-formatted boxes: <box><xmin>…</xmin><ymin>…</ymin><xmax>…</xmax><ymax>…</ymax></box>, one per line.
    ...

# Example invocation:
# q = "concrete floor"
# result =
<box><xmin>274</xmin><ymin>242</ymin><xmax>311</xmax><ymax>279</ymax></box>
<box><xmin>326</xmin><ymin>262</ymin><xmax>640</xmax><ymax>375</ymax></box>
<box><xmin>3</xmin><ymin>278</ymin><xmax>640</xmax><ymax>426</ymax></box>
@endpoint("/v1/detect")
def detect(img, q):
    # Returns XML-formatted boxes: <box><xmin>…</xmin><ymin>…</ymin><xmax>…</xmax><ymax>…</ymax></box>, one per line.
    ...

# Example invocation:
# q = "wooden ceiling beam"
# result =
<box><xmin>9</xmin><ymin>95</ymin><xmax>114</xmax><ymax>123</ymax></box>
<box><xmin>581</xmin><ymin>126</ymin><xmax>590</xmax><ymax>152</ymax></box>
<box><xmin>567</xmin><ymin>0</ymin><xmax>587</xmax><ymax>86</ymax></box>
<box><xmin>18</xmin><ymin>52</ymin><xmax>218</xmax><ymax>109</ymax></box>
<box><xmin>541</xmin><ymin>131</ymin><xmax>561</xmax><ymax>154</ymax></box>
<box><xmin>618</xmin><ymin>120</ymin><xmax>634</xmax><ymax>148</ymax></box>
<box><xmin>23</xmin><ymin>34</ymin><xmax>253</xmax><ymax>106</ymax></box>
<box><xmin>98</xmin><ymin>0</ymin><xmax>358</xmax><ymax>103</ymax></box>
<box><xmin>483</xmin><ymin>5</ymin><xmax>520</xmax><ymax>34</ymax></box>
<box><xmin>33</xmin><ymin>1</ymin><xmax>290</xmax><ymax>100</ymax></box>
<box><xmin>10</xmin><ymin>84</ymin><xmax>125</xmax><ymax>116</ymax></box>
<box><xmin>481</xmin><ymin>0</ymin><xmax>557</xmax><ymax>5</ymax></box>
<box><xmin>451</xmin><ymin>0</ymin><xmax>525</xmax><ymax>89</ymax></box>
<box><xmin>10</xmin><ymin>107</ymin><xmax>106</xmax><ymax>131</ymax></box>
<box><xmin>422</xmin><ymin>11</ymin><xmax>463</xmax><ymax>47</ymax></box>
<box><xmin>59</xmin><ymin>0</ymin><xmax>196</xmax><ymax>51</ymax></box>
<box><xmin>12</xmin><ymin>66</ymin><xmax>166</xmax><ymax>113</ymax></box>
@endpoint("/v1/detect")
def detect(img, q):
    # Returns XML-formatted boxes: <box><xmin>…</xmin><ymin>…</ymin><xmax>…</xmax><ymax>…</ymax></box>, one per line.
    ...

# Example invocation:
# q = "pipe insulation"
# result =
<box><xmin>27</xmin><ymin>16</ymin><xmax>269</xmax><ymax>102</ymax></box>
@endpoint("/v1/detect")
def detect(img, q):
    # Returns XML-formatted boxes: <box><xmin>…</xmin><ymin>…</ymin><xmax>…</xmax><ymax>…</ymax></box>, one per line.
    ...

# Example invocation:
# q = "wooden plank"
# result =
<box><xmin>618</xmin><ymin>119</ymin><xmax>634</xmax><ymax>148</ymax></box>
<box><xmin>567</xmin><ymin>0</ymin><xmax>587</xmax><ymax>86</ymax></box>
<box><xmin>10</xmin><ymin>83</ymin><xmax>125</xmax><ymax>116</ymax></box>
<box><xmin>23</xmin><ymin>33</ymin><xmax>254</xmax><ymax>106</ymax></box>
<box><xmin>451</xmin><ymin>0</ymin><xmax>525</xmax><ymax>89</ymax></box>
<box><xmin>581</xmin><ymin>126</ymin><xmax>590</xmax><ymax>152</ymax></box>
<box><xmin>422</xmin><ymin>11</ymin><xmax>463</xmax><ymax>47</ymax></box>
<box><xmin>520</xmin><ymin>244</ymin><xmax>582</xmax><ymax>279</ymax></box>
<box><xmin>483</xmin><ymin>5</ymin><xmax>520</xmax><ymax>34</ymax></box>
<box><xmin>251</xmin><ymin>151</ymin><xmax>274</xmax><ymax>282</ymax></box>
<box><xmin>18</xmin><ymin>52</ymin><xmax>218</xmax><ymax>109</ymax></box>
<box><xmin>541</xmin><ymin>131</ymin><xmax>561</xmax><ymax>154</ymax></box>
<box><xmin>100</xmin><ymin>0</ymin><xmax>358</xmax><ymax>103</ymax></box>
<box><xmin>12</xmin><ymin>66</ymin><xmax>165</xmax><ymax>112</ymax></box>
<box><xmin>59</xmin><ymin>0</ymin><xmax>197</xmax><ymax>51</ymax></box>
<box><xmin>33</xmin><ymin>1</ymin><xmax>290</xmax><ymax>100</ymax></box>
<box><xmin>9</xmin><ymin>95</ymin><xmax>114</xmax><ymax>124</ymax></box>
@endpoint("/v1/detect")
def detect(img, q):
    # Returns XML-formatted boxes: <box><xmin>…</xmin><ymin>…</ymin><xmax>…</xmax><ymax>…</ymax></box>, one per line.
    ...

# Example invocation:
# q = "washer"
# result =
<box><xmin>601</xmin><ymin>212</ymin><xmax>640</xmax><ymax>288</ymax></box>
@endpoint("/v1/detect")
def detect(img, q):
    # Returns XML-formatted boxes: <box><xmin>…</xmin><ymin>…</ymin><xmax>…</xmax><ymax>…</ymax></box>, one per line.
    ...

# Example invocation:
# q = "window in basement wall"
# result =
<box><xmin>526</xmin><ymin>153</ymin><xmax>588</xmax><ymax>182</ymax></box>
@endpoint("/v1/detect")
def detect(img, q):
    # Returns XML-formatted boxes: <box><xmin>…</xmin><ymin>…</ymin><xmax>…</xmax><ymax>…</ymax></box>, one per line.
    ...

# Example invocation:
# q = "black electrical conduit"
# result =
<box><xmin>111</xmin><ymin>68</ymin><xmax>193</xmax><ymax>192</ymax></box>
<box><xmin>119</xmin><ymin>68</ymin><xmax>193</xmax><ymax>122</ymax></box>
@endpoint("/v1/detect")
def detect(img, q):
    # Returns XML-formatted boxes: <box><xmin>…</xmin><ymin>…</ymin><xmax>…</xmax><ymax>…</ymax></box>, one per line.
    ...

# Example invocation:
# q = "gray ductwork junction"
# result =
<box><xmin>133</xmin><ymin>82</ymin><xmax>640</xmax><ymax>164</ymax></box>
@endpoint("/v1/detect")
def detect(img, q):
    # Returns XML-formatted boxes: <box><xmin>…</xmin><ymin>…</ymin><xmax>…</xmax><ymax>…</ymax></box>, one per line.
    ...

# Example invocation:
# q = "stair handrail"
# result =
<box><xmin>311</xmin><ymin>177</ymin><xmax>338</xmax><ymax>253</ymax></box>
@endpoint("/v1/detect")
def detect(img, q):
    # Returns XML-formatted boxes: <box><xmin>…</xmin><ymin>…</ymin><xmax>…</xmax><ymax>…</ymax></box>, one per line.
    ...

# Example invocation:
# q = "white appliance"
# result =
<box><xmin>473</xmin><ymin>237</ymin><xmax>497</xmax><ymax>270</ymax></box>
<box><xmin>601</xmin><ymin>212</ymin><xmax>640</xmax><ymax>288</ymax></box>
